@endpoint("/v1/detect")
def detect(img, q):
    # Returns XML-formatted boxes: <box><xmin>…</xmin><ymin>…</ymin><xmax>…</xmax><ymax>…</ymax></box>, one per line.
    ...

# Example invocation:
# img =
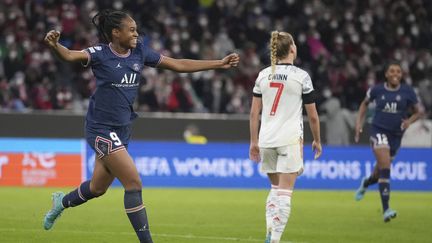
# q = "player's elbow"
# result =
<box><xmin>61</xmin><ymin>50</ymin><xmax>81</xmax><ymax>63</ymax></box>
<box><xmin>62</xmin><ymin>56</ymin><xmax>74</xmax><ymax>62</ymax></box>
<box><xmin>359</xmin><ymin>100</ymin><xmax>369</xmax><ymax>111</ymax></box>
<box><xmin>249</xmin><ymin>108</ymin><xmax>261</xmax><ymax>120</ymax></box>
<box><xmin>308</xmin><ymin>113</ymin><xmax>320</xmax><ymax>124</ymax></box>
<box><xmin>414</xmin><ymin>105</ymin><xmax>425</xmax><ymax>118</ymax></box>
<box><xmin>57</xmin><ymin>54</ymin><xmax>73</xmax><ymax>63</ymax></box>
<box><xmin>305</xmin><ymin>104</ymin><xmax>319</xmax><ymax>123</ymax></box>
<box><xmin>250</xmin><ymin>109</ymin><xmax>258</xmax><ymax>117</ymax></box>
<box><xmin>310</xmin><ymin>116</ymin><xmax>319</xmax><ymax>125</ymax></box>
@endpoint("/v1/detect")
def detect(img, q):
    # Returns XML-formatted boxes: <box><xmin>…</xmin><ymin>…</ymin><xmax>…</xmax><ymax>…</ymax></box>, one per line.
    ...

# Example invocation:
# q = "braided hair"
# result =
<box><xmin>269</xmin><ymin>31</ymin><xmax>294</xmax><ymax>75</ymax></box>
<box><xmin>92</xmin><ymin>9</ymin><xmax>129</xmax><ymax>43</ymax></box>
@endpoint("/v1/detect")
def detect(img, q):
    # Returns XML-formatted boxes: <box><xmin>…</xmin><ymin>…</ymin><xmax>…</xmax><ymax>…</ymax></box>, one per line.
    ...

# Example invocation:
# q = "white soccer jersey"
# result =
<box><xmin>253</xmin><ymin>64</ymin><xmax>314</xmax><ymax>148</ymax></box>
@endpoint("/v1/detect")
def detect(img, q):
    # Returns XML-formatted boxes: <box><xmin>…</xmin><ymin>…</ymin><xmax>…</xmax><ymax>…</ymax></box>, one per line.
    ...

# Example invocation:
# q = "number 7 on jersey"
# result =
<box><xmin>269</xmin><ymin>82</ymin><xmax>284</xmax><ymax>116</ymax></box>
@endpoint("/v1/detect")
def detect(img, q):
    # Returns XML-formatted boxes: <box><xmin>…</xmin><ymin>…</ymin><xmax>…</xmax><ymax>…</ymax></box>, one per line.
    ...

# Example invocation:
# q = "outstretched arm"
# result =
<box><xmin>401</xmin><ymin>103</ymin><xmax>422</xmax><ymax>130</ymax></box>
<box><xmin>354</xmin><ymin>99</ymin><xmax>369</xmax><ymax>143</ymax></box>
<box><xmin>305</xmin><ymin>103</ymin><xmax>322</xmax><ymax>159</ymax></box>
<box><xmin>249</xmin><ymin>96</ymin><xmax>262</xmax><ymax>162</ymax></box>
<box><xmin>44</xmin><ymin>30</ymin><xmax>88</xmax><ymax>63</ymax></box>
<box><xmin>158</xmin><ymin>53</ymin><xmax>239</xmax><ymax>72</ymax></box>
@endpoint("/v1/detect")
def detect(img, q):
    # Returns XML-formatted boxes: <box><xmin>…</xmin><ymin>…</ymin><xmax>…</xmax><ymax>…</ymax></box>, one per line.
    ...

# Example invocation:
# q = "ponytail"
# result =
<box><xmin>269</xmin><ymin>31</ymin><xmax>294</xmax><ymax>76</ymax></box>
<box><xmin>270</xmin><ymin>31</ymin><xmax>279</xmax><ymax>76</ymax></box>
<box><xmin>92</xmin><ymin>9</ymin><xmax>129</xmax><ymax>43</ymax></box>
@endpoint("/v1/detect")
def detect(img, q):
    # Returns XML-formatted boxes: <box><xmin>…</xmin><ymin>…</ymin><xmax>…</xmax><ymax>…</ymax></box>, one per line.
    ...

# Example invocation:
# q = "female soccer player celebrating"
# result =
<box><xmin>249</xmin><ymin>31</ymin><xmax>322</xmax><ymax>243</ymax></box>
<box><xmin>42</xmin><ymin>9</ymin><xmax>239</xmax><ymax>242</ymax></box>
<box><xmin>354</xmin><ymin>62</ymin><xmax>421</xmax><ymax>222</ymax></box>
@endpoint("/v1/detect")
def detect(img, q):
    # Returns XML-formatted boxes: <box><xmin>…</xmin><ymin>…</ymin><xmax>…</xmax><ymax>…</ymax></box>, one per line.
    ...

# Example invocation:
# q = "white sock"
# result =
<box><xmin>266</xmin><ymin>185</ymin><xmax>279</xmax><ymax>234</ymax></box>
<box><xmin>271</xmin><ymin>189</ymin><xmax>292</xmax><ymax>242</ymax></box>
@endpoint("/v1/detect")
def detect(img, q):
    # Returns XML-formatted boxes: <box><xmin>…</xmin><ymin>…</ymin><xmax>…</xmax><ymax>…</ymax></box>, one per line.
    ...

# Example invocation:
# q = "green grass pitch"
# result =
<box><xmin>0</xmin><ymin>187</ymin><xmax>431</xmax><ymax>242</ymax></box>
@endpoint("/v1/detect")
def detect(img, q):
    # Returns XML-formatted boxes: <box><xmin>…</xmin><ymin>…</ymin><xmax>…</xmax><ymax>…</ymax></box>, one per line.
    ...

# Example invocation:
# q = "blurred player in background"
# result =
<box><xmin>249</xmin><ymin>31</ymin><xmax>322</xmax><ymax>243</ymax></box>
<box><xmin>42</xmin><ymin>9</ymin><xmax>239</xmax><ymax>242</ymax></box>
<box><xmin>354</xmin><ymin>62</ymin><xmax>421</xmax><ymax>222</ymax></box>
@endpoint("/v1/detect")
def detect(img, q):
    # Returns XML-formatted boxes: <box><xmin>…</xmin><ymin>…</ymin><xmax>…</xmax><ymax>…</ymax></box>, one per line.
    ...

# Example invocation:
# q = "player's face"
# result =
<box><xmin>117</xmin><ymin>16</ymin><xmax>139</xmax><ymax>49</ymax></box>
<box><xmin>385</xmin><ymin>64</ymin><xmax>402</xmax><ymax>87</ymax></box>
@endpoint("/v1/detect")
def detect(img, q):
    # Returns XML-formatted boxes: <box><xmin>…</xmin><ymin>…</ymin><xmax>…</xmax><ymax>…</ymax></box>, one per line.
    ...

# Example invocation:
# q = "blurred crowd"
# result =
<box><xmin>0</xmin><ymin>0</ymin><xmax>431</xmax><ymax>119</ymax></box>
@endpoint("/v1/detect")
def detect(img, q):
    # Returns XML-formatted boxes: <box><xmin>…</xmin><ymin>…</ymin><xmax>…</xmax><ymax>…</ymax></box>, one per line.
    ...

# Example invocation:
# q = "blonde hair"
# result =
<box><xmin>270</xmin><ymin>31</ymin><xmax>294</xmax><ymax>75</ymax></box>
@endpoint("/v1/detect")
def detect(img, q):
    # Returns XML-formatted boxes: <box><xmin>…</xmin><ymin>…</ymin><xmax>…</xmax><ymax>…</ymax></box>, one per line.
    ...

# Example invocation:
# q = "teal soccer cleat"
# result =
<box><xmin>383</xmin><ymin>208</ymin><xmax>397</xmax><ymax>223</ymax></box>
<box><xmin>354</xmin><ymin>177</ymin><xmax>368</xmax><ymax>201</ymax></box>
<box><xmin>43</xmin><ymin>192</ymin><xmax>65</xmax><ymax>230</ymax></box>
<box><xmin>265</xmin><ymin>228</ymin><xmax>271</xmax><ymax>243</ymax></box>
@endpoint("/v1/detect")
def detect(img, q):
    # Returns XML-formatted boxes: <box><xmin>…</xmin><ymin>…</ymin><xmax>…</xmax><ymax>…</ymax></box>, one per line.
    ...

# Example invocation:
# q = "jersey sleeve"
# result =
<box><xmin>252</xmin><ymin>72</ymin><xmax>264</xmax><ymax>97</ymax></box>
<box><xmin>82</xmin><ymin>45</ymin><xmax>103</xmax><ymax>67</ymax></box>
<box><xmin>138</xmin><ymin>41</ymin><xmax>162</xmax><ymax>67</ymax></box>
<box><xmin>407</xmin><ymin>86</ymin><xmax>419</xmax><ymax>106</ymax></box>
<box><xmin>301</xmin><ymin>73</ymin><xmax>316</xmax><ymax>104</ymax></box>
<box><xmin>365</xmin><ymin>86</ymin><xmax>376</xmax><ymax>102</ymax></box>
<box><xmin>302</xmin><ymin>73</ymin><xmax>314</xmax><ymax>94</ymax></box>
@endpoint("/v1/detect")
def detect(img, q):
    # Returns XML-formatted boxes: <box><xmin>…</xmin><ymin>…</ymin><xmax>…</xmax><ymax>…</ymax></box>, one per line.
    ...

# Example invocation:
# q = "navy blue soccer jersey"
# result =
<box><xmin>367</xmin><ymin>83</ymin><xmax>418</xmax><ymax>134</ymax></box>
<box><xmin>83</xmin><ymin>39</ymin><xmax>161</xmax><ymax>126</ymax></box>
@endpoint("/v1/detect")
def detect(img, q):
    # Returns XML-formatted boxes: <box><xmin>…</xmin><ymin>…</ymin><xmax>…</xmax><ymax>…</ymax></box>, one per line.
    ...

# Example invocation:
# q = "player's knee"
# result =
<box><xmin>91</xmin><ymin>186</ymin><xmax>108</xmax><ymax>197</ymax></box>
<box><xmin>123</xmin><ymin>177</ymin><xmax>142</xmax><ymax>191</ymax></box>
<box><xmin>89</xmin><ymin>180</ymin><xmax>109</xmax><ymax>197</ymax></box>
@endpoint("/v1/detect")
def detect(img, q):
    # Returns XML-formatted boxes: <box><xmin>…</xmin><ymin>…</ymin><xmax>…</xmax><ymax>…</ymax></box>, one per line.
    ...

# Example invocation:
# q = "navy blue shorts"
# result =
<box><xmin>85</xmin><ymin>122</ymin><xmax>131</xmax><ymax>158</ymax></box>
<box><xmin>369</xmin><ymin>125</ymin><xmax>402</xmax><ymax>157</ymax></box>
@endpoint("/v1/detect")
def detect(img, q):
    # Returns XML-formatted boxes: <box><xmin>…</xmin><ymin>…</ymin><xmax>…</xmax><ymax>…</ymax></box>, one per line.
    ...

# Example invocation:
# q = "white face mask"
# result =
<box><xmin>9</xmin><ymin>50</ymin><xmax>17</xmax><ymax>59</ymax></box>
<box><xmin>23</xmin><ymin>39</ymin><xmax>31</xmax><ymax>51</ymax></box>
<box><xmin>6</xmin><ymin>34</ymin><xmax>15</xmax><ymax>45</ymax></box>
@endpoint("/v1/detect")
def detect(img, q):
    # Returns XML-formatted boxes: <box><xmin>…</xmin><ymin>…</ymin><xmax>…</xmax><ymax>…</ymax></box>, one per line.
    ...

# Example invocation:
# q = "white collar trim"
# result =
<box><xmin>384</xmin><ymin>82</ymin><xmax>401</xmax><ymax>91</ymax></box>
<box><xmin>109</xmin><ymin>43</ymin><xmax>131</xmax><ymax>58</ymax></box>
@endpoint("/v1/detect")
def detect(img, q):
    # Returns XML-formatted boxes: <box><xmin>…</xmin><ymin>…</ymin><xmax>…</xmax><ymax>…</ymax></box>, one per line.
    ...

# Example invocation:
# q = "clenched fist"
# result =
<box><xmin>44</xmin><ymin>30</ymin><xmax>61</xmax><ymax>48</ymax></box>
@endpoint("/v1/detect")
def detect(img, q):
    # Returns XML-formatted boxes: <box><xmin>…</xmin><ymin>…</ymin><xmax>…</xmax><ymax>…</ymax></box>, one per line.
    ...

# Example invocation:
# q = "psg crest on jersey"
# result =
<box><xmin>133</xmin><ymin>63</ymin><xmax>140</xmax><ymax>72</ymax></box>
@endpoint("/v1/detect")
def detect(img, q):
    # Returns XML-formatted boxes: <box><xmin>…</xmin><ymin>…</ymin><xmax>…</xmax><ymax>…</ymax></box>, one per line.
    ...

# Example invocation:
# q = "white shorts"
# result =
<box><xmin>260</xmin><ymin>143</ymin><xmax>304</xmax><ymax>174</ymax></box>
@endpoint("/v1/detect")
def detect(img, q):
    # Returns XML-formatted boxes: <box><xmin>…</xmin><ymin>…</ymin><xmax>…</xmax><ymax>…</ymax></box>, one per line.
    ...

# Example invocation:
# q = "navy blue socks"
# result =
<box><xmin>60</xmin><ymin>182</ymin><xmax>153</xmax><ymax>242</ymax></box>
<box><xmin>378</xmin><ymin>169</ymin><xmax>391</xmax><ymax>212</ymax></box>
<box><xmin>124</xmin><ymin>190</ymin><xmax>153</xmax><ymax>243</ymax></box>
<box><xmin>62</xmin><ymin>180</ymin><xmax>96</xmax><ymax>208</ymax></box>
<box><xmin>364</xmin><ymin>175</ymin><xmax>379</xmax><ymax>187</ymax></box>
